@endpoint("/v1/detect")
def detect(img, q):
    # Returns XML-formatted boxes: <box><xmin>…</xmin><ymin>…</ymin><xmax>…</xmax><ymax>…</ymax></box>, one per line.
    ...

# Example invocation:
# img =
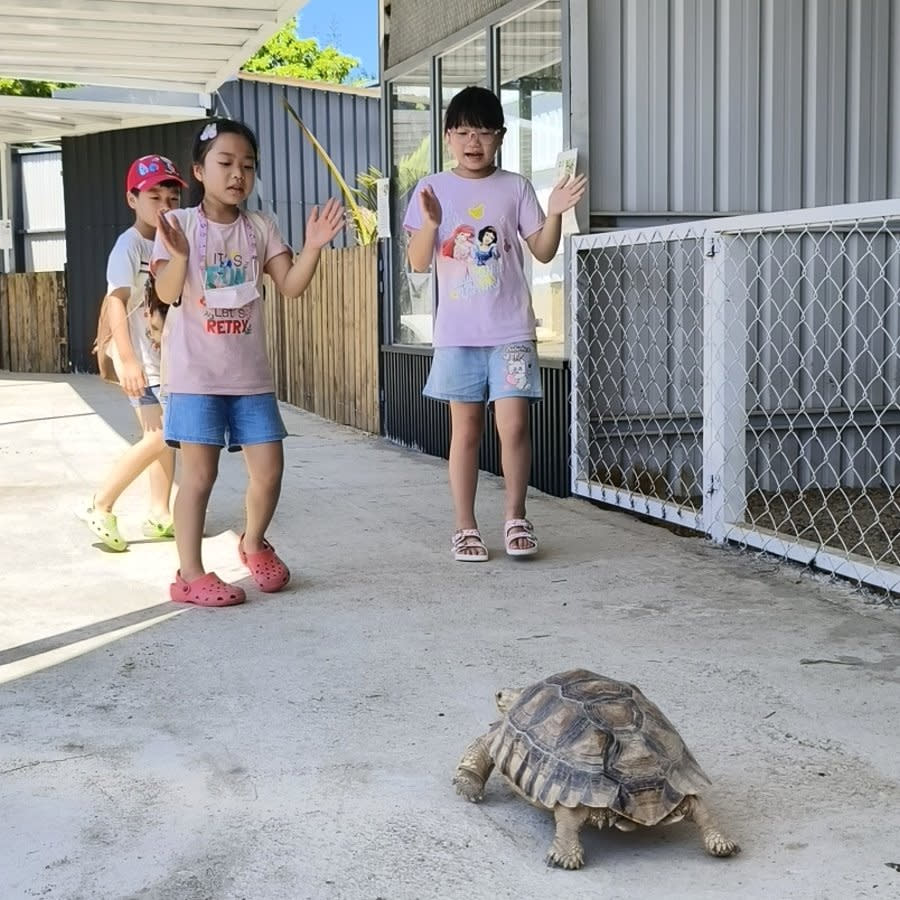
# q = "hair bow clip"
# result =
<box><xmin>200</xmin><ymin>122</ymin><xmax>218</xmax><ymax>142</ymax></box>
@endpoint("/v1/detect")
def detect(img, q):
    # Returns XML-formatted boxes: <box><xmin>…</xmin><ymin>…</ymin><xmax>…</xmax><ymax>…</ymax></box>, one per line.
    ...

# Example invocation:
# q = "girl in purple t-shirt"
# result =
<box><xmin>151</xmin><ymin>118</ymin><xmax>344</xmax><ymax>607</ymax></box>
<box><xmin>404</xmin><ymin>87</ymin><xmax>586</xmax><ymax>563</ymax></box>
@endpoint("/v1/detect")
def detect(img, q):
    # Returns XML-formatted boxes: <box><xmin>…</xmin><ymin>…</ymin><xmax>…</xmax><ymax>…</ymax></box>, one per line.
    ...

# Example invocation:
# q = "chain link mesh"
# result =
<box><xmin>573</xmin><ymin>208</ymin><xmax>900</xmax><ymax>592</ymax></box>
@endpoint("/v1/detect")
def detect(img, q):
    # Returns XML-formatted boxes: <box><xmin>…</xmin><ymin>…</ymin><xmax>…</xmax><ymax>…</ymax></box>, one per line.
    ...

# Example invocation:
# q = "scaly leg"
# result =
<box><xmin>683</xmin><ymin>795</ymin><xmax>740</xmax><ymax>857</ymax></box>
<box><xmin>547</xmin><ymin>805</ymin><xmax>591</xmax><ymax>869</ymax></box>
<box><xmin>453</xmin><ymin>734</ymin><xmax>494</xmax><ymax>802</ymax></box>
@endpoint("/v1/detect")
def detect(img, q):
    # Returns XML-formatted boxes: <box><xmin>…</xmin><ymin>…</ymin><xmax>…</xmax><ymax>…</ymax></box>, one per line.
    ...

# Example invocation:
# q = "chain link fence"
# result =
<box><xmin>572</xmin><ymin>200</ymin><xmax>900</xmax><ymax>594</ymax></box>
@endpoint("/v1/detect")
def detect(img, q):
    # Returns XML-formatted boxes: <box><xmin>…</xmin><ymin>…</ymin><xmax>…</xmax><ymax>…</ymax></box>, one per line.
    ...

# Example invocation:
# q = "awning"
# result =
<box><xmin>0</xmin><ymin>0</ymin><xmax>308</xmax><ymax>143</ymax></box>
<box><xmin>0</xmin><ymin>94</ymin><xmax>208</xmax><ymax>144</ymax></box>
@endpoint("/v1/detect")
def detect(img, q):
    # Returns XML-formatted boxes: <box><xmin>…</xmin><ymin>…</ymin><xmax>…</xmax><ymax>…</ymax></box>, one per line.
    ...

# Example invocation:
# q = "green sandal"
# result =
<box><xmin>81</xmin><ymin>503</ymin><xmax>127</xmax><ymax>552</ymax></box>
<box><xmin>142</xmin><ymin>518</ymin><xmax>175</xmax><ymax>539</ymax></box>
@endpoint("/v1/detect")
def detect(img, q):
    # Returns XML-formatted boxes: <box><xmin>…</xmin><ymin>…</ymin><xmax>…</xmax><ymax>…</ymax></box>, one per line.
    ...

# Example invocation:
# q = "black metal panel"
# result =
<box><xmin>381</xmin><ymin>347</ymin><xmax>570</xmax><ymax>497</ymax></box>
<box><xmin>61</xmin><ymin>121</ymin><xmax>199</xmax><ymax>372</ymax></box>
<box><xmin>61</xmin><ymin>81</ymin><xmax>381</xmax><ymax>372</ymax></box>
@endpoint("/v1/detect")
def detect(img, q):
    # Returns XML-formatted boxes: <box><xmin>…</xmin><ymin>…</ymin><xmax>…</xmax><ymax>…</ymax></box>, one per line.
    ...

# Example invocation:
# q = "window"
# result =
<box><xmin>439</xmin><ymin>34</ymin><xmax>488</xmax><ymax>170</ymax></box>
<box><xmin>390</xmin><ymin>67</ymin><xmax>433</xmax><ymax>345</ymax></box>
<box><xmin>499</xmin><ymin>1</ymin><xmax>564</xmax><ymax>356</ymax></box>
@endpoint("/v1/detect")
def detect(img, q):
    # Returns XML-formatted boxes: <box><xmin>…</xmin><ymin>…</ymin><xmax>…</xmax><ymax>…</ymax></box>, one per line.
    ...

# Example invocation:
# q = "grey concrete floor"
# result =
<box><xmin>1</xmin><ymin>373</ymin><xmax>898</xmax><ymax>900</ymax></box>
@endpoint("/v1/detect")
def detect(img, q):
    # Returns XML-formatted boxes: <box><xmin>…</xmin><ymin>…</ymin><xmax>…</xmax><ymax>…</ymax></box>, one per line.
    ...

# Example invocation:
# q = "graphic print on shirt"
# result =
<box><xmin>503</xmin><ymin>343</ymin><xmax>534</xmax><ymax>391</ymax></box>
<box><xmin>439</xmin><ymin>210</ymin><xmax>504</xmax><ymax>299</ymax></box>
<box><xmin>205</xmin><ymin>249</ymin><xmax>247</xmax><ymax>289</ymax></box>
<box><xmin>199</xmin><ymin>292</ymin><xmax>253</xmax><ymax>336</ymax></box>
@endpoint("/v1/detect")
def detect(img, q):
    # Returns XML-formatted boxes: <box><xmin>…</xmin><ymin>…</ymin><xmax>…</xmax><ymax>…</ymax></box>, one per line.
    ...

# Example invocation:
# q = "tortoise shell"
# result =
<box><xmin>489</xmin><ymin>669</ymin><xmax>711</xmax><ymax>826</ymax></box>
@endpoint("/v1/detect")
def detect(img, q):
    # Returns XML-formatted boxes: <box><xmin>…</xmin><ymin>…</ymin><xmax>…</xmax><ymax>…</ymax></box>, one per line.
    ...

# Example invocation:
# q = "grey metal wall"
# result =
<box><xmin>62</xmin><ymin>79</ymin><xmax>380</xmax><ymax>371</ymax></box>
<box><xmin>589</xmin><ymin>0</ymin><xmax>900</xmax><ymax>218</ymax></box>
<box><xmin>17</xmin><ymin>151</ymin><xmax>66</xmax><ymax>272</ymax></box>
<box><xmin>385</xmin><ymin>0</ymin><xmax>510</xmax><ymax>69</ymax></box>
<box><xmin>216</xmin><ymin>79</ymin><xmax>381</xmax><ymax>249</ymax></box>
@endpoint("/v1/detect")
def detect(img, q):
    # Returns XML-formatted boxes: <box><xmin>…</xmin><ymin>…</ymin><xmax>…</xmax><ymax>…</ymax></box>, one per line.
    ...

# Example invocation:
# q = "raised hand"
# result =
<box><xmin>156</xmin><ymin>210</ymin><xmax>190</xmax><ymax>259</ymax></box>
<box><xmin>306</xmin><ymin>198</ymin><xmax>345</xmax><ymax>249</ymax></box>
<box><xmin>418</xmin><ymin>185</ymin><xmax>442</xmax><ymax>228</ymax></box>
<box><xmin>547</xmin><ymin>173</ymin><xmax>588</xmax><ymax>216</ymax></box>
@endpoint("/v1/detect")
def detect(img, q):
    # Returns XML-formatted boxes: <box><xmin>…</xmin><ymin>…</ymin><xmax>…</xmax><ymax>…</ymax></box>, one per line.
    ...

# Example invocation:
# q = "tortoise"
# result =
<box><xmin>453</xmin><ymin>669</ymin><xmax>739</xmax><ymax>869</ymax></box>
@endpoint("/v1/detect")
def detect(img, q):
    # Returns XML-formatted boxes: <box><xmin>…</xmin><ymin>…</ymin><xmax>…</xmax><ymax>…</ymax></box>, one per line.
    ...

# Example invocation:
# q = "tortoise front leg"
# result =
<box><xmin>547</xmin><ymin>805</ymin><xmax>591</xmax><ymax>869</ymax></box>
<box><xmin>453</xmin><ymin>733</ymin><xmax>494</xmax><ymax>802</ymax></box>
<box><xmin>682</xmin><ymin>795</ymin><xmax>740</xmax><ymax>857</ymax></box>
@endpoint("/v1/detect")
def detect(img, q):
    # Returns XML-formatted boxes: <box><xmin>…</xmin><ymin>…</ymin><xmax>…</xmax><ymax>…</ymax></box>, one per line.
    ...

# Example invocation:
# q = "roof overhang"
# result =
<box><xmin>0</xmin><ymin>94</ymin><xmax>208</xmax><ymax>145</ymax></box>
<box><xmin>0</xmin><ymin>0</ymin><xmax>308</xmax><ymax>144</ymax></box>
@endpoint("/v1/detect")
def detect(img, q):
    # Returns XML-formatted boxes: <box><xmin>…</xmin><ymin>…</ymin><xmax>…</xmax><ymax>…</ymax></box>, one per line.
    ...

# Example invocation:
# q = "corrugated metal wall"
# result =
<box><xmin>17</xmin><ymin>151</ymin><xmax>66</xmax><ymax>272</ymax></box>
<box><xmin>589</xmin><ymin>0</ymin><xmax>900</xmax><ymax>217</ymax></box>
<box><xmin>385</xmin><ymin>0</ymin><xmax>510</xmax><ymax>68</ymax></box>
<box><xmin>62</xmin><ymin>79</ymin><xmax>380</xmax><ymax>371</ymax></box>
<box><xmin>218</xmin><ymin>78</ymin><xmax>381</xmax><ymax>249</ymax></box>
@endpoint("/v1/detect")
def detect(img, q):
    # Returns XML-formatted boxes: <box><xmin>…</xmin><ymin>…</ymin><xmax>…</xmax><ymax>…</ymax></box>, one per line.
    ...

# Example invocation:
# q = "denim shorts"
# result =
<box><xmin>128</xmin><ymin>384</ymin><xmax>162</xmax><ymax>408</ymax></box>
<box><xmin>424</xmin><ymin>342</ymin><xmax>543</xmax><ymax>404</ymax></box>
<box><xmin>164</xmin><ymin>392</ymin><xmax>287</xmax><ymax>451</ymax></box>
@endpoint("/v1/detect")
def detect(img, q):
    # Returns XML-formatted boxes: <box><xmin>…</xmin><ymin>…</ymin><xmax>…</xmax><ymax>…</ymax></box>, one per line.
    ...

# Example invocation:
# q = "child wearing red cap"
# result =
<box><xmin>81</xmin><ymin>154</ymin><xmax>187</xmax><ymax>551</ymax></box>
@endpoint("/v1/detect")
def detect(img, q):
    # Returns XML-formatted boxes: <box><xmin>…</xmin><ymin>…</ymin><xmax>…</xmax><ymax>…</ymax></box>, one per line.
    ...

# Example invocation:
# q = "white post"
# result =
<box><xmin>569</xmin><ymin>237</ymin><xmax>582</xmax><ymax>493</ymax></box>
<box><xmin>0</xmin><ymin>142</ymin><xmax>12</xmax><ymax>274</ymax></box>
<box><xmin>702</xmin><ymin>231</ymin><xmax>748</xmax><ymax>542</ymax></box>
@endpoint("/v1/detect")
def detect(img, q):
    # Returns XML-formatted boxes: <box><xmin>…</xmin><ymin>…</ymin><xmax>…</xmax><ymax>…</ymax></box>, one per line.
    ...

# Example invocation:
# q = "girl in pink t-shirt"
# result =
<box><xmin>151</xmin><ymin>118</ymin><xmax>344</xmax><ymax>607</ymax></box>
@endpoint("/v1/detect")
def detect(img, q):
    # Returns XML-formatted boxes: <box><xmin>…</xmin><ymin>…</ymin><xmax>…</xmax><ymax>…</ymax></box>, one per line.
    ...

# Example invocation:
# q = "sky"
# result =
<box><xmin>297</xmin><ymin>0</ymin><xmax>379</xmax><ymax>83</ymax></box>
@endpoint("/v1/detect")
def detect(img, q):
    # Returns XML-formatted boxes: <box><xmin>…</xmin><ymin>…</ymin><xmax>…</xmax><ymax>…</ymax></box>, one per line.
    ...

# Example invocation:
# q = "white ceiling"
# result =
<box><xmin>0</xmin><ymin>0</ymin><xmax>308</xmax><ymax>144</ymax></box>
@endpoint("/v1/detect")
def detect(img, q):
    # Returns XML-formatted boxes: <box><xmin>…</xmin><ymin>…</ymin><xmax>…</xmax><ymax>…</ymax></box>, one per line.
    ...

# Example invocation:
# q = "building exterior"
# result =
<box><xmin>379</xmin><ymin>0</ymin><xmax>900</xmax><ymax>496</ymax></box>
<box><xmin>61</xmin><ymin>76</ymin><xmax>380</xmax><ymax>372</ymax></box>
<box><xmin>9</xmin><ymin>148</ymin><xmax>66</xmax><ymax>273</ymax></box>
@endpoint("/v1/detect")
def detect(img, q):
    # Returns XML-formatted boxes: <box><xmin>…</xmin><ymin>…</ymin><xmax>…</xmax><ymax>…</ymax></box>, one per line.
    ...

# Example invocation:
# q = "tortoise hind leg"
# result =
<box><xmin>547</xmin><ymin>805</ymin><xmax>591</xmax><ymax>869</ymax></box>
<box><xmin>453</xmin><ymin>734</ymin><xmax>494</xmax><ymax>802</ymax></box>
<box><xmin>682</xmin><ymin>795</ymin><xmax>740</xmax><ymax>857</ymax></box>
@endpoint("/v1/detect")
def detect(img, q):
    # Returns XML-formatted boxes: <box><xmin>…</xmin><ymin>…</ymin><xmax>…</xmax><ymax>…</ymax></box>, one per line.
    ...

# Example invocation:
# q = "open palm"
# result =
<box><xmin>547</xmin><ymin>173</ymin><xmax>588</xmax><ymax>216</ymax></box>
<box><xmin>306</xmin><ymin>198</ymin><xmax>345</xmax><ymax>249</ymax></box>
<box><xmin>157</xmin><ymin>210</ymin><xmax>190</xmax><ymax>259</ymax></box>
<box><xmin>418</xmin><ymin>185</ymin><xmax>442</xmax><ymax>228</ymax></box>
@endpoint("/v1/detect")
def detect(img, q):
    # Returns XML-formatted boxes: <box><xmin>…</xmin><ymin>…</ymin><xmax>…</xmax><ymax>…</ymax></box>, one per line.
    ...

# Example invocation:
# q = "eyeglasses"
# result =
<box><xmin>448</xmin><ymin>128</ymin><xmax>503</xmax><ymax>141</ymax></box>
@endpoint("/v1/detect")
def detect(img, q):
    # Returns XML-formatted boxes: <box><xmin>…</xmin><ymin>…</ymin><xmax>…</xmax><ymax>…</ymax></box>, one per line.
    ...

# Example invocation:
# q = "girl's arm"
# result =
<box><xmin>525</xmin><ymin>173</ymin><xmax>588</xmax><ymax>263</ymax></box>
<box><xmin>266</xmin><ymin>199</ymin><xmax>344</xmax><ymax>298</ymax></box>
<box><xmin>153</xmin><ymin>211</ymin><xmax>190</xmax><ymax>303</ymax></box>
<box><xmin>407</xmin><ymin>185</ymin><xmax>442</xmax><ymax>272</ymax></box>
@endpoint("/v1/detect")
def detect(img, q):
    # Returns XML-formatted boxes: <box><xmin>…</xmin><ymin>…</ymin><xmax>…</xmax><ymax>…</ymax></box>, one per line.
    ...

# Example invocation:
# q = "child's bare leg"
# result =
<box><xmin>94</xmin><ymin>404</ymin><xmax>170</xmax><ymax>512</ymax></box>
<box><xmin>174</xmin><ymin>443</ymin><xmax>220</xmax><ymax>581</ymax></box>
<box><xmin>448</xmin><ymin>402</ymin><xmax>484</xmax><ymax>553</ymax></box>
<box><xmin>494</xmin><ymin>397</ymin><xmax>532</xmax><ymax>550</ymax></box>
<box><xmin>147</xmin><ymin>448</ymin><xmax>175</xmax><ymax>521</ymax></box>
<box><xmin>241</xmin><ymin>441</ymin><xmax>284</xmax><ymax>553</ymax></box>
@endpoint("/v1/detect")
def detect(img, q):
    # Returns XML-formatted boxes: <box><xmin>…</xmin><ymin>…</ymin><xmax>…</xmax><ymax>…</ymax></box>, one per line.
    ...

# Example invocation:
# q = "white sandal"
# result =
<box><xmin>452</xmin><ymin>528</ymin><xmax>489</xmax><ymax>562</ymax></box>
<box><xmin>504</xmin><ymin>518</ymin><xmax>538</xmax><ymax>557</ymax></box>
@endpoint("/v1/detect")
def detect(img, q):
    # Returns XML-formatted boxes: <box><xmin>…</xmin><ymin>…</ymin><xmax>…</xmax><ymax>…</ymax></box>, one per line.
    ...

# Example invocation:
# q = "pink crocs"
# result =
<box><xmin>238</xmin><ymin>535</ymin><xmax>290</xmax><ymax>592</ymax></box>
<box><xmin>169</xmin><ymin>571</ymin><xmax>246</xmax><ymax>607</ymax></box>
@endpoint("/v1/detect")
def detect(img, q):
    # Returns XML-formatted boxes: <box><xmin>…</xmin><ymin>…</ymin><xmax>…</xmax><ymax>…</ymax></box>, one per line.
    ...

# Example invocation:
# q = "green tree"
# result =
<box><xmin>0</xmin><ymin>78</ymin><xmax>69</xmax><ymax>97</ymax></box>
<box><xmin>242</xmin><ymin>16</ymin><xmax>360</xmax><ymax>84</ymax></box>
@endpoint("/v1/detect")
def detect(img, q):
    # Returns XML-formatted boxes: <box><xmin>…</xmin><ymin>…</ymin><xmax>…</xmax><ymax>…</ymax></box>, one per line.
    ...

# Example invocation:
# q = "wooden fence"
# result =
<box><xmin>264</xmin><ymin>243</ymin><xmax>380</xmax><ymax>434</ymax></box>
<box><xmin>0</xmin><ymin>271</ymin><xmax>68</xmax><ymax>373</ymax></box>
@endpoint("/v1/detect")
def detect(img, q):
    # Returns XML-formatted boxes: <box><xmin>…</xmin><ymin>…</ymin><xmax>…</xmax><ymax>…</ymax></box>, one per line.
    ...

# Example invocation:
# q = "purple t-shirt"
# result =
<box><xmin>403</xmin><ymin>169</ymin><xmax>545</xmax><ymax>347</ymax></box>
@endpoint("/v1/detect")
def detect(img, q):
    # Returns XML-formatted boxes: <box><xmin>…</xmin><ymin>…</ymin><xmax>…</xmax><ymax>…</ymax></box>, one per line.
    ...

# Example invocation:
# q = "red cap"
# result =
<box><xmin>126</xmin><ymin>154</ymin><xmax>187</xmax><ymax>193</ymax></box>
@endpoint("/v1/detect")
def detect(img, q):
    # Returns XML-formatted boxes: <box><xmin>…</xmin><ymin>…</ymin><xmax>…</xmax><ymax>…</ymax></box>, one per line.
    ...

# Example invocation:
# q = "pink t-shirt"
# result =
<box><xmin>151</xmin><ymin>207</ymin><xmax>291</xmax><ymax>395</ymax></box>
<box><xmin>403</xmin><ymin>169</ymin><xmax>545</xmax><ymax>347</ymax></box>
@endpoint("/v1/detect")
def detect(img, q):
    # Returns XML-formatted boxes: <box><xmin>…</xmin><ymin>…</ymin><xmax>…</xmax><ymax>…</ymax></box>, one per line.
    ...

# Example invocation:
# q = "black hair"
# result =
<box><xmin>144</xmin><ymin>273</ymin><xmax>168</xmax><ymax>321</ymax></box>
<box><xmin>129</xmin><ymin>179</ymin><xmax>183</xmax><ymax>198</ymax></box>
<box><xmin>478</xmin><ymin>226</ymin><xmax>498</xmax><ymax>243</ymax></box>
<box><xmin>444</xmin><ymin>86</ymin><xmax>505</xmax><ymax>132</ymax></box>
<box><xmin>188</xmin><ymin>117</ymin><xmax>260</xmax><ymax>206</ymax></box>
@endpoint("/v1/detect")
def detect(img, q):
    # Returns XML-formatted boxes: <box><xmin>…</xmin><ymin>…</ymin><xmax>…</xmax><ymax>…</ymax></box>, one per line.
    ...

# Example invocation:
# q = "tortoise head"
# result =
<box><xmin>495</xmin><ymin>688</ymin><xmax>523</xmax><ymax>715</ymax></box>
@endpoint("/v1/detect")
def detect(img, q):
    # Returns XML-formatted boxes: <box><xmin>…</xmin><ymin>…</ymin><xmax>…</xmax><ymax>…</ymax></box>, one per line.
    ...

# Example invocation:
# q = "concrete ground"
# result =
<box><xmin>1</xmin><ymin>373</ymin><xmax>899</xmax><ymax>900</ymax></box>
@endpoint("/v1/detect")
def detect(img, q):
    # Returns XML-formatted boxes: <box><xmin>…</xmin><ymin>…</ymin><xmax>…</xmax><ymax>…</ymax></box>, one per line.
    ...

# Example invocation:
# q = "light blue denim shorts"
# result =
<box><xmin>164</xmin><ymin>392</ymin><xmax>287</xmax><ymax>452</ymax></box>
<box><xmin>424</xmin><ymin>342</ymin><xmax>543</xmax><ymax>404</ymax></box>
<box><xmin>128</xmin><ymin>384</ymin><xmax>162</xmax><ymax>408</ymax></box>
